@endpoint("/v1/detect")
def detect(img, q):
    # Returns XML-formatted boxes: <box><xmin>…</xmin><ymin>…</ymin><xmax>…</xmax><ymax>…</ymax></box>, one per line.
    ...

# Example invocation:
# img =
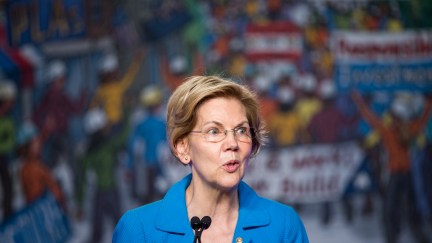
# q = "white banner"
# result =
<box><xmin>243</xmin><ymin>141</ymin><xmax>364</xmax><ymax>203</ymax></box>
<box><xmin>160</xmin><ymin>141</ymin><xmax>364</xmax><ymax>203</ymax></box>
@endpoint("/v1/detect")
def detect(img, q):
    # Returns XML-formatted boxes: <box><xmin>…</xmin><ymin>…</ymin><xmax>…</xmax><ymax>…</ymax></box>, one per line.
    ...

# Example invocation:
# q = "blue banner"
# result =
<box><xmin>0</xmin><ymin>192</ymin><xmax>70</xmax><ymax>243</ymax></box>
<box><xmin>335</xmin><ymin>61</ymin><xmax>432</xmax><ymax>92</ymax></box>
<box><xmin>0</xmin><ymin>50</ymin><xmax>21</xmax><ymax>83</ymax></box>
<box><xmin>6</xmin><ymin>0</ymin><xmax>85</xmax><ymax>47</ymax></box>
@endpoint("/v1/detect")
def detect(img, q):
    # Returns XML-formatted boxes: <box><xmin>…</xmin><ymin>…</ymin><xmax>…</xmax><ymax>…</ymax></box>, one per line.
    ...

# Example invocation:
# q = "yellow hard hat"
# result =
<box><xmin>140</xmin><ymin>85</ymin><xmax>163</xmax><ymax>107</ymax></box>
<box><xmin>0</xmin><ymin>80</ymin><xmax>17</xmax><ymax>100</ymax></box>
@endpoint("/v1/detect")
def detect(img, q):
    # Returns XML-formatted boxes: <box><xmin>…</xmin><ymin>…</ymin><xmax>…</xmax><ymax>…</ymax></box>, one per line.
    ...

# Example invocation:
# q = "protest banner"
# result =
<box><xmin>6</xmin><ymin>0</ymin><xmax>86</xmax><ymax>46</ymax></box>
<box><xmin>244</xmin><ymin>21</ymin><xmax>303</xmax><ymax>61</ymax></box>
<box><xmin>162</xmin><ymin>141</ymin><xmax>365</xmax><ymax>203</ymax></box>
<box><xmin>244</xmin><ymin>141</ymin><xmax>365</xmax><ymax>203</ymax></box>
<box><xmin>0</xmin><ymin>192</ymin><xmax>70</xmax><ymax>243</ymax></box>
<box><xmin>332</xmin><ymin>30</ymin><xmax>432</xmax><ymax>92</ymax></box>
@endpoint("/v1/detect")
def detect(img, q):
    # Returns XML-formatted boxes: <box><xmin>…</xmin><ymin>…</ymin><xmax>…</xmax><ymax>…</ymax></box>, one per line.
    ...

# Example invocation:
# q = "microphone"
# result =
<box><xmin>190</xmin><ymin>216</ymin><xmax>212</xmax><ymax>243</ymax></box>
<box><xmin>190</xmin><ymin>216</ymin><xmax>201</xmax><ymax>231</ymax></box>
<box><xmin>201</xmin><ymin>216</ymin><xmax>212</xmax><ymax>230</ymax></box>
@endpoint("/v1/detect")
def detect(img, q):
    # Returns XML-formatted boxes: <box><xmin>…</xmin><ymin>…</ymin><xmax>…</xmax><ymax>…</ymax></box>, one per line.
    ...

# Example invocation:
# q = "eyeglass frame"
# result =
<box><xmin>189</xmin><ymin>126</ymin><xmax>254</xmax><ymax>143</ymax></box>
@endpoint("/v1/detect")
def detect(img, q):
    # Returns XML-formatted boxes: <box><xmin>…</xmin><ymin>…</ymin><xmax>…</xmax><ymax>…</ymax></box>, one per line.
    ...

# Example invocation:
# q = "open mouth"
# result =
<box><xmin>223</xmin><ymin>161</ymin><xmax>240</xmax><ymax>173</ymax></box>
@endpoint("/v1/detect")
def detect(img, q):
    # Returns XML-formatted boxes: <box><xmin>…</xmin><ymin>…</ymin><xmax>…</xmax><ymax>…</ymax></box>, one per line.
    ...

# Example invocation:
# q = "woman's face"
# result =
<box><xmin>184</xmin><ymin>97</ymin><xmax>253</xmax><ymax>191</ymax></box>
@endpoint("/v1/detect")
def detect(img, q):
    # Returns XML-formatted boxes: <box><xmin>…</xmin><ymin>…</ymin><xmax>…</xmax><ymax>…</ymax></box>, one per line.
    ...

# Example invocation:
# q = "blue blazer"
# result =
<box><xmin>113</xmin><ymin>174</ymin><xmax>309</xmax><ymax>242</ymax></box>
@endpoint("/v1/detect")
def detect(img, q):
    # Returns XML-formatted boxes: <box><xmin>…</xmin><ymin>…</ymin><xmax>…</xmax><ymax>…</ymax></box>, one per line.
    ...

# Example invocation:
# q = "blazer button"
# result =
<box><xmin>236</xmin><ymin>237</ymin><xmax>243</xmax><ymax>243</ymax></box>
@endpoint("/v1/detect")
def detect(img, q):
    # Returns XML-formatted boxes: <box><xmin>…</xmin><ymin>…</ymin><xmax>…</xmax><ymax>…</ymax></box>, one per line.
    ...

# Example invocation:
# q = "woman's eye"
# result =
<box><xmin>207</xmin><ymin>128</ymin><xmax>220</xmax><ymax>135</ymax></box>
<box><xmin>236</xmin><ymin>127</ymin><xmax>247</xmax><ymax>134</ymax></box>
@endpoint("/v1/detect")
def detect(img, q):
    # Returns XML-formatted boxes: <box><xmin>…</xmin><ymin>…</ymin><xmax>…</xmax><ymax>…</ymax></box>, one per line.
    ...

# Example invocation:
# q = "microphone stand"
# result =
<box><xmin>194</xmin><ymin>230</ymin><xmax>203</xmax><ymax>243</ymax></box>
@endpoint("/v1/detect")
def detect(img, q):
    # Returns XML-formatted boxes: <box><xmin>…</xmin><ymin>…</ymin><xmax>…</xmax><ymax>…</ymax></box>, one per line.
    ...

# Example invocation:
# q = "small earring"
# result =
<box><xmin>184</xmin><ymin>156</ymin><xmax>189</xmax><ymax>162</ymax></box>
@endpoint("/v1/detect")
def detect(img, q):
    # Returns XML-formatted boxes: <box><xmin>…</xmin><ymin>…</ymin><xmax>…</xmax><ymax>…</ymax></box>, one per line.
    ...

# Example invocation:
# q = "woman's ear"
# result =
<box><xmin>174</xmin><ymin>138</ymin><xmax>190</xmax><ymax>165</ymax></box>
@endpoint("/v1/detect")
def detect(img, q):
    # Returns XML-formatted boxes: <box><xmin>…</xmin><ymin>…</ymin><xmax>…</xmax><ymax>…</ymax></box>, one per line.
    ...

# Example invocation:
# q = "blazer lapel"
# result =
<box><xmin>153</xmin><ymin>175</ymin><xmax>270</xmax><ymax>243</ymax></box>
<box><xmin>234</xmin><ymin>181</ymin><xmax>270</xmax><ymax>242</ymax></box>
<box><xmin>155</xmin><ymin>174</ymin><xmax>194</xmax><ymax>241</ymax></box>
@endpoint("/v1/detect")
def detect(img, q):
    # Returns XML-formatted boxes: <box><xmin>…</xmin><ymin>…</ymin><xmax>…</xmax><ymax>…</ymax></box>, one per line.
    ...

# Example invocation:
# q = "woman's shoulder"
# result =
<box><xmin>239</xmin><ymin>183</ymin><xmax>309</xmax><ymax>242</ymax></box>
<box><xmin>258</xmin><ymin>195</ymin><xmax>299</xmax><ymax>216</ymax></box>
<box><xmin>121</xmin><ymin>200</ymin><xmax>162</xmax><ymax>223</ymax></box>
<box><xmin>240</xmin><ymin>181</ymin><xmax>301</xmax><ymax>218</ymax></box>
<box><xmin>113</xmin><ymin>201</ymin><xmax>163</xmax><ymax>241</ymax></box>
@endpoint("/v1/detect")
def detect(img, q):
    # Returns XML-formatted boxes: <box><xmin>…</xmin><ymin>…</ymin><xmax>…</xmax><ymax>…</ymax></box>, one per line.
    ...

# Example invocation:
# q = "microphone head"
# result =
<box><xmin>190</xmin><ymin>216</ymin><xmax>202</xmax><ymax>231</ymax></box>
<box><xmin>201</xmin><ymin>216</ymin><xmax>212</xmax><ymax>230</ymax></box>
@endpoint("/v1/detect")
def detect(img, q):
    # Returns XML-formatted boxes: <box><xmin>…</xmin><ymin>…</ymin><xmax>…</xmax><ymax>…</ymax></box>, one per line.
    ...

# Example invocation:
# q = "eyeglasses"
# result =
<box><xmin>190</xmin><ymin>126</ymin><xmax>253</xmax><ymax>143</ymax></box>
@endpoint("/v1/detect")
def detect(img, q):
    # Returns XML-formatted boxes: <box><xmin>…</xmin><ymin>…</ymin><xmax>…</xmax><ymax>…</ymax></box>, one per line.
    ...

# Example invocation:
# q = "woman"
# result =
<box><xmin>113</xmin><ymin>76</ymin><xmax>309</xmax><ymax>242</ymax></box>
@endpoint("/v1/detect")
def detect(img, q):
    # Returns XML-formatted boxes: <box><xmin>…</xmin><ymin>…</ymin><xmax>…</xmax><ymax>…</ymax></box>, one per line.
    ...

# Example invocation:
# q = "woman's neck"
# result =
<box><xmin>186</xmin><ymin>179</ymin><xmax>239</xmax><ymax>242</ymax></box>
<box><xmin>185</xmin><ymin>179</ymin><xmax>239</xmax><ymax>220</ymax></box>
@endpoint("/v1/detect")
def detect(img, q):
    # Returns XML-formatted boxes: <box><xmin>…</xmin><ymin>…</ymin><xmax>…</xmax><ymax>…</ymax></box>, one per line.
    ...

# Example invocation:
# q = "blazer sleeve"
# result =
<box><xmin>113</xmin><ymin>210</ymin><xmax>146</xmax><ymax>243</ymax></box>
<box><xmin>284</xmin><ymin>207</ymin><xmax>310</xmax><ymax>243</ymax></box>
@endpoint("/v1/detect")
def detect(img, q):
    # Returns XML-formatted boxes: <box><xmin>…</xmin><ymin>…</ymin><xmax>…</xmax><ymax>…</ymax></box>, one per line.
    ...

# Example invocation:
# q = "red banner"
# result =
<box><xmin>245</xmin><ymin>21</ymin><xmax>303</xmax><ymax>61</ymax></box>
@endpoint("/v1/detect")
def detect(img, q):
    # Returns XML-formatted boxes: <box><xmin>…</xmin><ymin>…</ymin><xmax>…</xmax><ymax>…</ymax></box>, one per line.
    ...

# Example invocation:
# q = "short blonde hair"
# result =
<box><xmin>166</xmin><ymin>75</ymin><xmax>266</xmax><ymax>160</ymax></box>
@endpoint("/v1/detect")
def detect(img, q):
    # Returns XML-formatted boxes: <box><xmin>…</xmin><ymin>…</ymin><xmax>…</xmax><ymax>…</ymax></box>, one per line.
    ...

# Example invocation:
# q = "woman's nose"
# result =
<box><xmin>223</xmin><ymin>130</ymin><xmax>239</xmax><ymax>150</ymax></box>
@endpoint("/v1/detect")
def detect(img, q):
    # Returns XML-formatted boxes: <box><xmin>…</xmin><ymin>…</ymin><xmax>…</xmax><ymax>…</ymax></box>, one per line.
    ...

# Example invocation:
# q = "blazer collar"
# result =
<box><xmin>155</xmin><ymin>174</ymin><xmax>270</xmax><ymax>236</ymax></box>
<box><xmin>237</xmin><ymin>181</ymin><xmax>270</xmax><ymax>229</ymax></box>
<box><xmin>155</xmin><ymin>174</ymin><xmax>192</xmax><ymax>234</ymax></box>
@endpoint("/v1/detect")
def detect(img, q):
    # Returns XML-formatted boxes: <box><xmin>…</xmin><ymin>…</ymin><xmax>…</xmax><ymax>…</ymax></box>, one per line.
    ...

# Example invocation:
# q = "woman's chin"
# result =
<box><xmin>217</xmin><ymin>173</ymin><xmax>242</xmax><ymax>190</ymax></box>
